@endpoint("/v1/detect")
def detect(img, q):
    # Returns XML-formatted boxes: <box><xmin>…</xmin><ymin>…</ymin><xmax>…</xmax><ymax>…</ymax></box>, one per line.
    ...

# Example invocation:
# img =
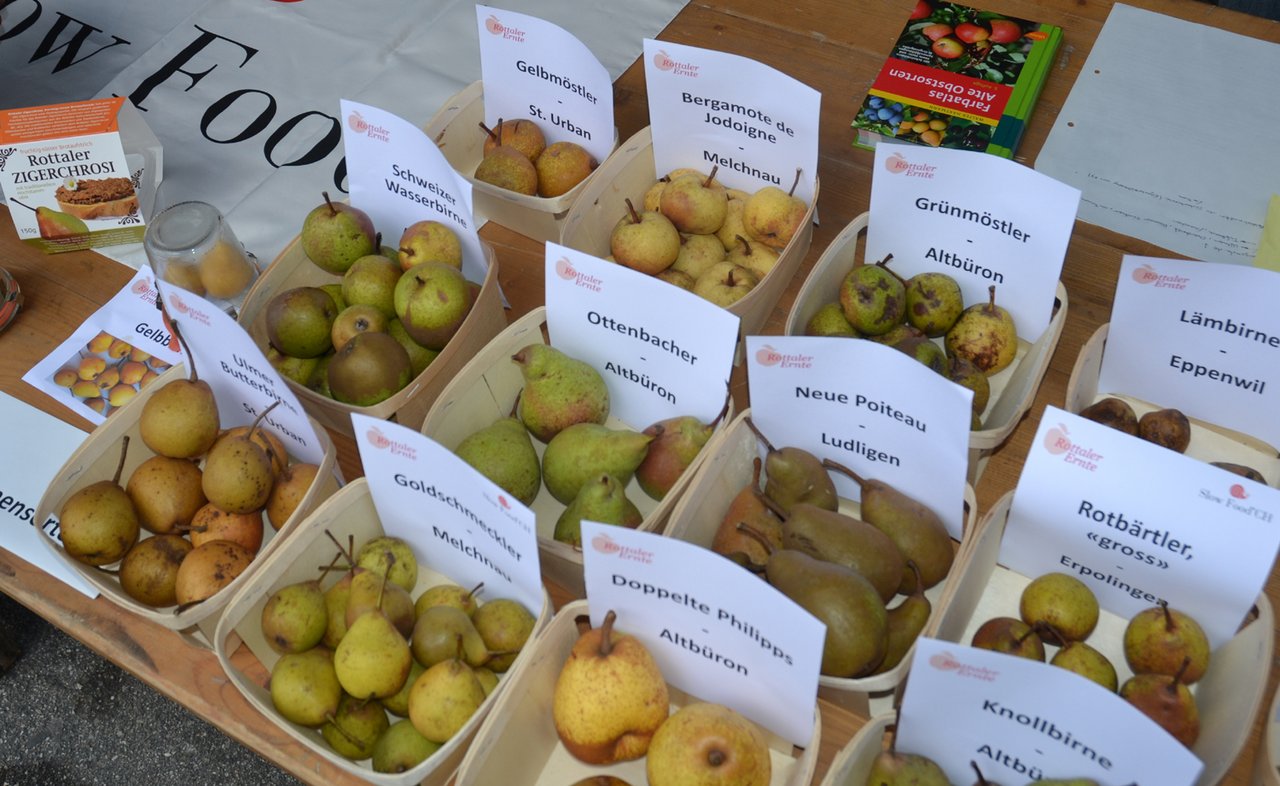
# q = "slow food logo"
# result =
<box><xmin>1199</xmin><ymin>479</ymin><xmax>1275</xmax><ymax>523</ymax></box>
<box><xmin>347</xmin><ymin>111</ymin><xmax>390</xmax><ymax>143</ymax></box>
<box><xmin>652</xmin><ymin>50</ymin><xmax>699</xmax><ymax>77</ymax></box>
<box><xmin>884</xmin><ymin>152</ymin><xmax>936</xmax><ymax>179</ymax></box>
<box><xmin>555</xmin><ymin>257</ymin><xmax>603</xmax><ymax>292</ymax></box>
<box><xmin>754</xmin><ymin>344</ymin><xmax>813</xmax><ymax>369</ymax></box>
<box><xmin>484</xmin><ymin>14</ymin><xmax>526</xmax><ymax>41</ymax></box>
<box><xmin>365</xmin><ymin>425</ymin><xmax>417</xmax><ymax>459</ymax></box>
<box><xmin>591</xmin><ymin>533</ymin><xmax>654</xmax><ymax>564</ymax></box>
<box><xmin>928</xmin><ymin>650</ymin><xmax>999</xmax><ymax>682</ymax></box>
<box><xmin>1131</xmin><ymin>263</ymin><xmax>1189</xmax><ymax>290</ymax></box>
<box><xmin>1042</xmin><ymin>422</ymin><xmax>1103</xmax><ymax>471</ymax></box>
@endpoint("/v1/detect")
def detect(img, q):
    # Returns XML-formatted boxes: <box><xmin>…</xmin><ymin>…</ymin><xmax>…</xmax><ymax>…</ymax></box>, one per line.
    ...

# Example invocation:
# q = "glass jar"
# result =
<box><xmin>144</xmin><ymin>200</ymin><xmax>259</xmax><ymax>313</ymax></box>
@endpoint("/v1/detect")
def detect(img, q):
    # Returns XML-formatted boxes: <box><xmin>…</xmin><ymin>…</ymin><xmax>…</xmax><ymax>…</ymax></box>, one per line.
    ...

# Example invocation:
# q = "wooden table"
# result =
<box><xmin>2</xmin><ymin>0</ymin><xmax>1277</xmax><ymax>783</ymax></box>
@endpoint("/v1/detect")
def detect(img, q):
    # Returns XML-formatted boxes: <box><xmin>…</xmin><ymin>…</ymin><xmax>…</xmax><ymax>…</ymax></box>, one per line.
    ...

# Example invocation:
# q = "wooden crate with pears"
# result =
<box><xmin>929</xmin><ymin>491</ymin><xmax>1274</xmax><ymax>785</ymax></box>
<box><xmin>33</xmin><ymin>363</ymin><xmax>340</xmax><ymax>645</ymax></box>
<box><xmin>559</xmin><ymin>125</ymin><xmax>818</xmax><ymax>343</ymax></box>
<box><xmin>213</xmin><ymin>477</ymin><xmax>553</xmax><ymax>786</ymax></box>
<box><xmin>418</xmin><ymin>306</ymin><xmax>733</xmax><ymax>598</ymax></box>
<box><xmin>235</xmin><ymin>194</ymin><xmax>506</xmax><ymax>439</ymax></box>
<box><xmin>1066</xmin><ymin>323</ymin><xmax>1280</xmax><ymax>486</ymax></box>
<box><xmin>662</xmin><ymin>408</ymin><xmax>978</xmax><ymax>719</ymax></box>
<box><xmin>452</xmin><ymin>599</ymin><xmax>820</xmax><ymax>786</ymax></box>
<box><xmin>422</xmin><ymin>81</ymin><xmax>616</xmax><ymax>243</ymax></box>
<box><xmin>784</xmin><ymin>212</ymin><xmax>1067</xmax><ymax>486</ymax></box>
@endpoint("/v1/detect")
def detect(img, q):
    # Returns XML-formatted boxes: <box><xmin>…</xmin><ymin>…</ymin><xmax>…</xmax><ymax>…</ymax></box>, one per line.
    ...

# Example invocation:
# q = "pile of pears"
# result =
<box><xmin>807</xmin><ymin>258</ymin><xmax>1021</xmax><ymax>429</ymax></box>
<box><xmin>264</xmin><ymin>193</ymin><xmax>480</xmax><ymax>407</ymax></box>
<box><xmin>606</xmin><ymin>166</ymin><xmax>810</xmax><ymax>307</ymax></box>
<box><xmin>56</xmin><ymin>345</ymin><xmax>320</xmax><ymax>610</ymax></box>
<box><xmin>970</xmin><ymin>571</ymin><xmax>1209</xmax><ymax>747</ymax></box>
<box><xmin>473</xmin><ymin>118</ymin><xmax>597</xmax><ymax>198</ymax></box>
<box><xmin>552</xmin><ymin>608</ymin><xmax>772</xmax><ymax>785</ymax></box>
<box><xmin>52</xmin><ymin>329</ymin><xmax>172</xmax><ymax>418</ymax></box>
<box><xmin>446</xmin><ymin>343</ymin><xmax>728</xmax><ymax>547</ymax></box>
<box><xmin>709</xmin><ymin>419</ymin><xmax>955</xmax><ymax>678</ymax></box>
<box><xmin>261</xmin><ymin>533</ymin><xmax>537</xmax><ymax>773</ymax></box>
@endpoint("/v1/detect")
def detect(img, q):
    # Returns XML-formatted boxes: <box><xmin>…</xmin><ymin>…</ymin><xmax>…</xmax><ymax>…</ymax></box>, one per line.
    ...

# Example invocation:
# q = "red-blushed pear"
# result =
<box><xmin>397</xmin><ymin>219</ymin><xmax>462</xmax><ymax>271</ymax></box>
<box><xmin>552</xmin><ymin>610</ymin><xmax>670</xmax><ymax>764</ymax></box>
<box><xmin>742</xmin><ymin>168</ymin><xmax>807</xmax><ymax>250</ymax></box>
<box><xmin>512</xmin><ymin>343</ymin><xmax>610</xmax><ymax>443</ymax></box>
<box><xmin>635</xmin><ymin>386</ymin><xmax>732</xmax><ymax>501</ymax></box>
<box><xmin>645</xmin><ymin>702</ymin><xmax>771</xmax><ymax>786</ymax></box>
<box><xmin>1120</xmin><ymin>658</ymin><xmax>1200</xmax><ymax>747</ymax></box>
<box><xmin>709</xmin><ymin>457</ymin><xmax>783</xmax><ymax>571</ymax></box>
<box><xmin>479</xmin><ymin>118</ymin><xmax>546</xmax><ymax>162</ymax></box>
<box><xmin>611</xmin><ymin>198</ymin><xmax>681</xmax><ymax>275</ymax></box>
<box><xmin>969</xmin><ymin>616</ymin><xmax>1046</xmax><ymax>661</ymax></box>
<box><xmin>393</xmin><ymin>261</ymin><xmax>472</xmax><ymax>350</ymax></box>
<box><xmin>300</xmin><ymin>191</ymin><xmax>377</xmax><ymax>274</ymax></box>
<box><xmin>659</xmin><ymin>165</ymin><xmax>728</xmax><ymax>235</ymax></box>
<box><xmin>1123</xmin><ymin>601</ymin><xmax>1211</xmax><ymax>683</ymax></box>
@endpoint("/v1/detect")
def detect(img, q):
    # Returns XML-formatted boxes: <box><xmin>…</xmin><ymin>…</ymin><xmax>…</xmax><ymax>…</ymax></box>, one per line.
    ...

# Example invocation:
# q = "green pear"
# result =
<box><xmin>323</xmin><ymin>567</ymin><xmax>362</xmax><ymax>648</ymax></box>
<box><xmin>386</xmin><ymin>317</ymin><xmax>439</xmax><ymax>378</ymax></box>
<box><xmin>58</xmin><ymin>438</ymin><xmax>139</xmax><ymax>566</ymax></box>
<box><xmin>301</xmin><ymin>192</ymin><xmax>376</xmax><ymax>274</ymax></box>
<box><xmin>355</xmin><ymin>535</ymin><xmax>419</xmax><ymax>593</ymax></box>
<box><xmin>745</xmin><ymin>418</ymin><xmax>837</xmax><ymax>514</ymax></box>
<box><xmin>371</xmin><ymin>718</ymin><xmax>440</xmax><ymax>773</ymax></box>
<box><xmin>875</xmin><ymin>561</ymin><xmax>931</xmax><ymax>673</ymax></box>
<box><xmin>330</xmin><ymin>303</ymin><xmax>388</xmax><ymax>351</ymax></box>
<box><xmin>670</xmin><ymin>232</ymin><xmax>726</xmax><ymax>280</ymax></box>
<box><xmin>380</xmin><ymin>659</ymin><xmax>425</xmax><ymax>718</ymax></box>
<box><xmin>270</xmin><ymin>648</ymin><xmax>342</xmax><ymax>728</ymax></box>
<box><xmin>266</xmin><ymin>346</ymin><xmax>321</xmax><ymax>386</ymax></box>
<box><xmin>334</xmin><ymin>578</ymin><xmax>414</xmax><ymax>700</ymax></box>
<box><xmin>322</xmin><ymin>692</ymin><xmax>390</xmax><ymax>760</ymax></box>
<box><xmin>393</xmin><ymin>261</ymin><xmax>472</xmax><ymax>350</ymax></box>
<box><xmin>414</xmin><ymin>582</ymin><xmax>483</xmax><ymax>618</ymax></box>
<box><xmin>905</xmin><ymin>271</ymin><xmax>964</xmax><ymax>337</ymax></box>
<box><xmin>1123</xmin><ymin>602</ymin><xmax>1210</xmax><ymax>684</ymax></box>
<box><xmin>265</xmin><ymin>286</ymin><xmax>338</xmax><ymax>359</ymax></box>
<box><xmin>261</xmin><ymin>579</ymin><xmax>328</xmax><ymax>654</ymax></box>
<box><xmin>471</xmin><ymin>598</ymin><xmax>536</xmax><ymax>672</ymax></box>
<box><xmin>398</xmin><ymin>219</ymin><xmax>462</xmax><ymax>270</ymax></box>
<box><xmin>945</xmin><ymin>285</ymin><xmax>1018</xmax><ymax>375</ymax></box>
<box><xmin>410</xmin><ymin>605</ymin><xmax>491</xmax><ymax>668</ymax></box>
<box><xmin>611</xmin><ymin>198</ymin><xmax>681</xmax><ymax>275</ymax></box>
<box><xmin>725</xmin><ymin>234</ymin><xmax>780</xmax><ymax>279</ymax></box>
<box><xmin>554</xmin><ymin>473</ymin><xmax>644</xmax><ymax>547</ymax></box>
<box><xmin>345</xmin><ymin>568</ymin><xmax>416</xmax><ymax>638</ymax></box>
<box><xmin>839</xmin><ymin>256</ymin><xmax>905</xmax><ymax>336</ymax></box>
<box><xmin>1020</xmin><ymin>572</ymin><xmax>1099</xmax><ymax>644</ymax></box>
<box><xmin>512</xmin><ymin>344</ymin><xmax>609</xmax><ymax>443</ymax></box>
<box><xmin>408</xmin><ymin>645</ymin><xmax>487</xmax><ymax>744</ymax></box>
<box><xmin>1051</xmin><ymin>641</ymin><xmax>1118</xmax><ymax>692</ymax></box>
<box><xmin>541</xmin><ymin>424</ymin><xmax>654</xmax><ymax>505</ymax></box>
<box><xmin>454</xmin><ymin>416</ymin><xmax>542</xmax><ymax>505</ymax></box>
<box><xmin>866</xmin><ymin>746</ymin><xmax>951</xmax><ymax>786</ymax></box>
<box><xmin>342</xmin><ymin>254</ymin><xmax>402</xmax><ymax>317</ymax></box>
<box><xmin>804</xmin><ymin>302</ymin><xmax>860</xmax><ymax>338</ymax></box>
<box><xmin>692</xmin><ymin>261</ymin><xmax>757</xmax><ymax>307</ymax></box>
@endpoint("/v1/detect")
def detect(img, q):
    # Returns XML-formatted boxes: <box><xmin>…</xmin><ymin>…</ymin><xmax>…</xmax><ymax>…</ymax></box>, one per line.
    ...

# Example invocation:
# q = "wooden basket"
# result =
<box><xmin>662</xmin><ymin>408</ymin><xmax>978</xmax><ymax>719</ymax></box>
<box><xmin>418</xmin><ymin>306</ymin><xmax>732</xmax><ymax>598</ymax></box>
<box><xmin>1065</xmin><ymin>323</ymin><xmax>1280</xmax><ymax>485</ymax></box>
<box><xmin>932</xmin><ymin>490</ymin><xmax>1275</xmax><ymax>786</ymax></box>
<box><xmin>422</xmin><ymin>81</ymin><xmax>616</xmax><ymax>243</ymax></box>
<box><xmin>782</xmin><ymin>211</ymin><xmax>1067</xmax><ymax>485</ymax></box>
<box><xmin>235</xmin><ymin>234</ymin><xmax>507</xmax><ymax>439</ymax></box>
<box><xmin>559</xmin><ymin>125</ymin><xmax>818</xmax><ymax>342</ymax></box>
<box><xmin>816</xmin><ymin>712</ymin><xmax>893</xmax><ymax>786</ymax></box>
<box><xmin>453</xmin><ymin>598</ymin><xmax>821</xmax><ymax>786</ymax></box>
<box><xmin>1253</xmin><ymin>684</ymin><xmax>1280</xmax><ymax>786</ymax></box>
<box><xmin>33</xmin><ymin>364</ymin><xmax>340</xmax><ymax>645</ymax></box>
<box><xmin>213</xmin><ymin>477</ymin><xmax>553</xmax><ymax>786</ymax></box>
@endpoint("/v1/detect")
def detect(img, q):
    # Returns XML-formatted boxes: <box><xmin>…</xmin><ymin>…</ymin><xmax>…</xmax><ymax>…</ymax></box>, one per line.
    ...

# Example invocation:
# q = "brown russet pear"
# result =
<box><xmin>645</xmin><ymin>702</ymin><xmax>771</xmax><ymax>786</ymax></box>
<box><xmin>659</xmin><ymin>166</ymin><xmax>728</xmax><ymax>235</ymax></box>
<box><xmin>201</xmin><ymin>403</ymin><xmax>278</xmax><ymax>514</ymax></box>
<box><xmin>59</xmin><ymin>437</ymin><xmax>139</xmax><ymax>566</ymax></box>
<box><xmin>745</xmin><ymin>418</ymin><xmax>837</xmax><ymax>514</ymax></box>
<box><xmin>335</xmin><ymin>575</ymin><xmax>414</xmax><ymax>700</ymax></box>
<box><xmin>261</xmin><ymin>577</ymin><xmax>328</xmax><ymax>654</ymax></box>
<box><xmin>408</xmin><ymin>637</ymin><xmax>488</xmax><ymax>743</ymax></box>
<box><xmin>139</xmin><ymin>327</ymin><xmax>220</xmax><ymax>459</ymax></box>
<box><xmin>322</xmin><ymin>691</ymin><xmax>390</xmax><ymax>760</ymax></box>
<box><xmin>1078</xmin><ymin>396</ymin><xmax>1139</xmax><ymax>435</ymax></box>
<box><xmin>265</xmin><ymin>462</ymin><xmax>318</xmax><ymax>531</ymax></box>
<box><xmin>513</xmin><ymin>343</ymin><xmax>610</xmax><ymax>443</ymax></box>
<box><xmin>480</xmin><ymin>118</ymin><xmax>546</xmax><ymax>162</ymax></box>
<box><xmin>410</xmin><ymin>605</ymin><xmax>491</xmax><ymax>669</ymax></box>
<box><xmin>472</xmin><ymin>598</ymin><xmax>536</xmax><ymax>672</ymax></box>
<box><xmin>454</xmin><ymin>414</ymin><xmax>542</xmax><ymax>506</ymax></box>
<box><xmin>945</xmin><ymin>284</ymin><xmax>1018</xmax><ymax>375</ymax></box>
<box><xmin>541</xmin><ymin>423</ymin><xmax>654</xmax><ymax>505</ymax></box>
<box><xmin>327</xmin><ymin>330</ymin><xmax>412</xmax><ymax>406</ymax></box>
<box><xmin>173</xmin><ymin>539</ymin><xmax>254</xmax><ymax>606</ymax></box>
<box><xmin>355</xmin><ymin>535</ymin><xmax>419</xmax><ymax>593</ymax></box>
<box><xmin>270</xmin><ymin>647</ymin><xmax>342</xmax><ymax>727</ymax></box>
<box><xmin>118</xmin><ymin>533</ymin><xmax>192</xmax><ymax>607</ymax></box>
<box><xmin>970</xmin><ymin>616</ymin><xmax>1045</xmax><ymax>661</ymax></box>
<box><xmin>611</xmin><ymin>198</ymin><xmax>681</xmax><ymax>275</ymax></box>
<box><xmin>1020</xmin><ymin>572</ymin><xmax>1099</xmax><ymax>644</ymax></box>
<box><xmin>1120</xmin><ymin>659</ymin><xmax>1200</xmax><ymax>747</ymax></box>
<box><xmin>875</xmin><ymin>561</ymin><xmax>932</xmax><ymax>673</ymax></box>
<box><xmin>474</xmin><ymin>144</ymin><xmax>538</xmax><ymax>195</ymax></box>
<box><xmin>710</xmin><ymin>458</ymin><xmax>783</xmax><ymax>572</ymax></box>
<box><xmin>552</xmin><ymin>610</ymin><xmax>670</xmax><ymax>764</ymax></box>
<box><xmin>773</xmin><ymin>497</ymin><xmax>905</xmax><ymax>603</ymax></box>
<box><xmin>301</xmin><ymin>191</ymin><xmax>376</xmax><ymax>274</ymax></box>
<box><xmin>124</xmin><ymin>454</ymin><xmax>206</xmax><ymax>535</ymax></box>
<box><xmin>1123</xmin><ymin>601</ymin><xmax>1210</xmax><ymax>683</ymax></box>
<box><xmin>187</xmin><ymin>502</ymin><xmax>264</xmax><ymax>555</ymax></box>
<box><xmin>535</xmin><ymin>140</ymin><xmax>597</xmax><ymax>197</ymax></box>
<box><xmin>742</xmin><ymin>168</ymin><xmax>807</xmax><ymax>250</ymax></box>
<box><xmin>824</xmin><ymin>458</ymin><xmax>954</xmax><ymax>593</ymax></box>
<box><xmin>635</xmin><ymin>389</ymin><xmax>731</xmax><ymax>501</ymax></box>
<box><xmin>1138</xmin><ymin>408</ymin><xmax>1192</xmax><ymax>452</ymax></box>
<box><xmin>555</xmin><ymin>473</ymin><xmax>644</xmax><ymax>547</ymax></box>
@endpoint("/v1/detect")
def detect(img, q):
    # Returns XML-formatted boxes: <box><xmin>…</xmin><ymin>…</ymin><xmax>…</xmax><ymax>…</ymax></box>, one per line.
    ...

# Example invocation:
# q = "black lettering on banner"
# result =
<box><xmin>200</xmin><ymin>88</ymin><xmax>276</xmax><ymax>144</ymax></box>
<box><xmin>30</xmin><ymin>12</ymin><xmax>130</xmax><ymax>72</ymax></box>
<box><xmin>126</xmin><ymin>26</ymin><xmax>259</xmax><ymax>111</ymax></box>
<box><xmin>0</xmin><ymin>0</ymin><xmax>43</xmax><ymax>43</ymax></box>
<box><xmin>264</xmin><ymin>110</ymin><xmax>341</xmax><ymax>168</ymax></box>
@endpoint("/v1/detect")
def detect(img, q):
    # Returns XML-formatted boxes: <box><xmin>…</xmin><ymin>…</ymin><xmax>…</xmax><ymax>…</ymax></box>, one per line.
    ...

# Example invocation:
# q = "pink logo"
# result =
<box><xmin>366</xmin><ymin>426</ymin><xmax>392</xmax><ymax>449</ymax></box>
<box><xmin>885</xmin><ymin>153</ymin><xmax>910</xmax><ymax>174</ymax></box>
<box><xmin>365</xmin><ymin>426</ymin><xmax>417</xmax><ymax>458</ymax></box>
<box><xmin>556</xmin><ymin>258</ymin><xmax>577</xmax><ymax>279</ymax></box>
<box><xmin>756</xmin><ymin>345</ymin><xmax>781</xmax><ymax>366</ymax></box>
<box><xmin>928</xmin><ymin>650</ymin><xmax>998</xmax><ymax>681</ymax></box>
<box><xmin>168</xmin><ymin>293</ymin><xmax>189</xmax><ymax>315</ymax></box>
<box><xmin>754</xmin><ymin>344</ymin><xmax>813</xmax><ymax>369</ymax></box>
<box><xmin>484</xmin><ymin>15</ymin><xmax>525</xmax><ymax>41</ymax></box>
<box><xmin>498</xmin><ymin>495</ymin><xmax>511</xmax><ymax>509</ymax></box>
<box><xmin>347</xmin><ymin>112</ymin><xmax>368</xmax><ymax>134</ymax></box>
<box><xmin>1130</xmin><ymin>263</ymin><xmax>1189</xmax><ymax>290</ymax></box>
<box><xmin>1231</xmin><ymin>484</ymin><xmax>1249</xmax><ymax>500</ymax></box>
<box><xmin>131</xmin><ymin>280</ymin><xmax>149</xmax><ymax>295</ymax></box>
<box><xmin>930</xmin><ymin>651</ymin><xmax>962</xmax><ymax>671</ymax></box>
<box><xmin>652</xmin><ymin>50</ymin><xmax>698</xmax><ymax>77</ymax></box>
<box><xmin>1044</xmin><ymin>424</ymin><xmax>1071</xmax><ymax>454</ymax></box>
<box><xmin>485</xmin><ymin>14</ymin><xmax>502</xmax><ymax>34</ymax></box>
<box><xmin>1133</xmin><ymin>264</ymin><xmax>1160</xmax><ymax>284</ymax></box>
<box><xmin>592</xmin><ymin>533</ymin><xmax>621</xmax><ymax>554</ymax></box>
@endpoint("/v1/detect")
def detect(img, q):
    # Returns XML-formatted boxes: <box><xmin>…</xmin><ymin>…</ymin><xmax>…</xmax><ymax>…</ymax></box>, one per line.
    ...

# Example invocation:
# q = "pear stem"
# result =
<box><xmin>246</xmin><ymin>398</ymin><xmax>282</xmax><ymax>441</ymax></box>
<box><xmin>624</xmin><ymin>197</ymin><xmax>641</xmax><ymax>224</ymax></box>
<box><xmin>750</xmin><ymin>455</ymin><xmax>763</xmax><ymax>490</ymax></box>
<box><xmin>904</xmin><ymin>560</ymin><xmax>925</xmax><ymax>599</ymax></box>
<box><xmin>467</xmin><ymin>582</ymin><xmax>485</xmax><ymax>603</ymax></box>
<box><xmin>788</xmin><ymin>168</ymin><xmax>803</xmax><ymax>198</ymax></box>
<box><xmin>1160</xmin><ymin>599</ymin><xmax>1175</xmax><ymax>632</ymax></box>
<box><xmin>1171</xmin><ymin>656</ymin><xmax>1191</xmax><ymax>691</ymax></box>
<box><xmin>169</xmin><ymin>319</ymin><xmax>199</xmax><ymax>383</ymax></box>
<box><xmin>734</xmin><ymin>234</ymin><xmax>752</xmax><ymax>255</ymax></box>
<box><xmin>321</xmin><ymin>191</ymin><xmax>337</xmax><ymax>217</ymax></box>
<box><xmin>970</xmin><ymin>760</ymin><xmax>989</xmax><ymax>785</ymax></box>
<box><xmin>726</xmin><ymin>270</ymin><xmax>737</xmax><ymax>287</ymax></box>
<box><xmin>509</xmin><ymin>390</ymin><xmax>521</xmax><ymax>419</ymax></box>
<box><xmin>597</xmin><ymin>609</ymin><xmax>618</xmax><ymax>657</ymax></box>
<box><xmin>876</xmin><ymin>253</ymin><xmax>909</xmax><ymax>287</ymax></box>
<box><xmin>756</xmin><ymin>491</ymin><xmax>789</xmax><ymax>522</ymax></box>
<box><xmin>111</xmin><ymin>435</ymin><xmax>130</xmax><ymax>486</ymax></box>
<box><xmin>984</xmin><ymin>284</ymin><xmax>998</xmax><ymax>314</ymax></box>
<box><xmin>704</xmin><ymin>165</ymin><xmax>720</xmax><ymax>189</ymax></box>
<box><xmin>743</xmin><ymin>416</ymin><xmax>777</xmax><ymax>455</ymax></box>
<box><xmin>734</xmin><ymin>522</ymin><xmax>775</xmax><ymax>555</ymax></box>
<box><xmin>477</xmin><ymin>120</ymin><xmax>501</xmax><ymax>144</ymax></box>
<box><xmin>1016</xmin><ymin>623</ymin><xmax>1043</xmax><ymax>647</ymax></box>
<box><xmin>821</xmin><ymin>457</ymin><xmax>866</xmax><ymax>487</ymax></box>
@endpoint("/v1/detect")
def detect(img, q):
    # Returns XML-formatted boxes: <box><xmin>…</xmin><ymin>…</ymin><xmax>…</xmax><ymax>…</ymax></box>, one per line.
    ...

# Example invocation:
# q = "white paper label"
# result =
<box><xmin>353</xmin><ymin>414</ymin><xmax>542</xmax><ymax>615</ymax></box>
<box><xmin>1099</xmin><ymin>256</ymin><xmax>1280</xmax><ymax>449</ymax></box>
<box><xmin>580</xmin><ymin>521</ymin><xmax>822</xmax><ymax>747</ymax></box>
<box><xmin>476</xmin><ymin>5</ymin><xmax>614</xmax><ymax>164</ymax></box>
<box><xmin>642</xmin><ymin>39</ymin><xmax>819</xmax><ymax>203</ymax></box>
<box><xmin>898</xmin><ymin>638</ymin><xmax>1202</xmax><ymax>785</ymax></box>
<box><xmin>744</xmin><ymin>335</ymin><xmax>971</xmax><ymax>539</ymax></box>
<box><xmin>867</xmin><ymin>144</ymin><xmax>1080</xmax><ymax>341</ymax></box>
<box><xmin>154</xmin><ymin>285</ymin><xmax>325</xmax><ymax>466</ymax></box>
<box><xmin>341</xmin><ymin>99</ymin><xmax>487</xmax><ymax>282</ymax></box>
<box><xmin>1002</xmin><ymin>406</ymin><xmax>1280</xmax><ymax>647</ymax></box>
<box><xmin>544</xmin><ymin>244</ymin><xmax>739</xmax><ymax>428</ymax></box>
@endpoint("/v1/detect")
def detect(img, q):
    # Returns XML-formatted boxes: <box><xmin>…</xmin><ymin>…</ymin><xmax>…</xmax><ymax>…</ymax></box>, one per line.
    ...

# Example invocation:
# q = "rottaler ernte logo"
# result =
<box><xmin>652</xmin><ymin>50</ymin><xmax>699</xmax><ymax>77</ymax></box>
<box><xmin>485</xmin><ymin>15</ymin><xmax>526</xmax><ymax>41</ymax></box>
<box><xmin>365</xmin><ymin>426</ymin><xmax>417</xmax><ymax>459</ymax></box>
<box><xmin>884</xmin><ymin>152</ymin><xmax>936</xmax><ymax>178</ymax></box>
<box><xmin>928</xmin><ymin>650</ymin><xmax>998</xmax><ymax>681</ymax></box>
<box><xmin>591</xmin><ymin>533</ymin><xmax>654</xmax><ymax>563</ymax></box>
<box><xmin>555</xmin><ymin>258</ymin><xmax>603</xmax><ymax>292</ymax></box>
<box><xmin>755</xmin><ymin>344</ymin><xmax>813</xmax><ymax>369</ymax></box>
<box><xmin>1132</xmin><ymin>263</ymin><xmax>1188</xmax><ymax>289</ymax></box>
<box><xmin>346</xmin><ymin>111</ymin><xmax>389</xmax><ymax>142</ymax></box>
<box><xmin>1043</xmin><ymin>423</ymin><xmax>1102</xmax><ymax>470</ymax></box>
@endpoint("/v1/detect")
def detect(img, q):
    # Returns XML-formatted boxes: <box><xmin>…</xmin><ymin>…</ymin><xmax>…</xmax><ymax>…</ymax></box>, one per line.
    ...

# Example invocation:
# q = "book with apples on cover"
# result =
<box><xmin>851</xmin><ymin>0</ymin><xmax>1062</xmax><ymax>158</ymax></box>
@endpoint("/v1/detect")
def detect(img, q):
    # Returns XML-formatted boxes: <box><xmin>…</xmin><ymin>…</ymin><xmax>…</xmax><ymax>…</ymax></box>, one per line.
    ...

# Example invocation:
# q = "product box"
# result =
<box><xmin>662</xmin><ymin>408</ymin><xmax>978</xmax><ymax>718</ymax></box>
<box><xmin>422</xmin><ymin>81</ymin><xmax>616</xmax><ymax>243</ymax></box>
<box><xmin>559</xmin><ymin>126</ymin><xmax>818</xmax><ymax>343</ymax></box>
<box><xmin>452</xmin><ymin>599</ymin><xmax>820</xmax><ymax>786</ymax></box>
<box><xmin>1066</xmin><ymin>323</ymin><xmax>1280</xmax><ymax>486</ymax></box>
<box><xmin>236</xmin><ymin>234</ymin><xmax>506</xmax><ymax>439</ymax></box>
<box><xmin>32</xmin><ymin>363</ymin><xmax>340</xmax><ymax>645</ymax></box>
<box><xmin>784</xmin><ymin>212</ymin><xmax>1067</xmax><ymax>484</ymax></box>
<box><xmin>852</xmin><ymin>1</ymin><xmax>1062</xmax><ymax>158</ymax></box>
<box><xmin>930</xmin><ymin>491</ymin><xmax>1274</xmax><ymax>786</ymax></box>
<box><xmin>418</xmin><ymin>306</ymin><xmax>733</xmax><ymax>598</ymax></box>
<box><xmin>0</xmin><ymin>96</ymin><xmax>162</xmax><ymax>252</ymax></box>
<box><xmin>214</xmin><ymin>477</ymin><xmax>553</xmax><ymax>786</ymax></box>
